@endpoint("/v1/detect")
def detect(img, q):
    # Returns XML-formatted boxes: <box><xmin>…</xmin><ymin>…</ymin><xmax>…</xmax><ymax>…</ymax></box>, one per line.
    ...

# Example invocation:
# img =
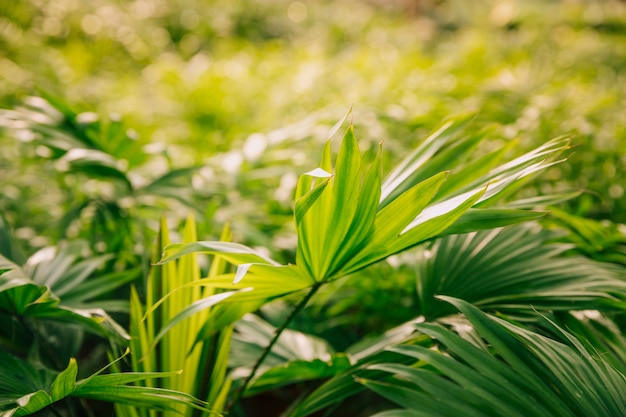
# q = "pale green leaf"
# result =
<box><xmin>158</xmin><ymin>241</ymin><xmax>279</xmax><ymax>266</ymax></box>
<box><xmin>390</xmin><ymin>188</ymin><xmax>485</xmax><ymax>251</ymax></box>
<box><xmin>150</xmin><ymin>290</ymin><xmax>239</xmax><ymax>347</ymax></box>
<box><xmin>439</xmin><ymin>208</ymin><xmax>547</xmax><ymax>236</ymax></box>
<box><xmin>327</xmin><ymin>143</ymin><xmax>382</xmax><ymax>277</ymax></box>
<box><xmin>381</xmin><ymin>112</ymin><xmax>475</xmax><ymax>206</ymax></box>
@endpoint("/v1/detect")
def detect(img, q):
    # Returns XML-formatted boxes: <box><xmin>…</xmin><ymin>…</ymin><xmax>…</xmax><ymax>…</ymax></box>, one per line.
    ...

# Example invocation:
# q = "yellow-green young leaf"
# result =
<box><xmin>439</xmin><ymin>209</ymin><xmax>547</xmax><ymax>236</ymax></box>
<box><xmin>295</xmin><ymin>177</ymin><xmax>331</xmax><ymax>227</ymax></box>
<box><xmin>437</xmin><ymin>139</ymin><xmax>516</xmax><ymax>199</ymax></box>
<box><xmin>75</xmin><ymin>370</ymin><xmax>184</xmax><ymax>389</ymax></box>
<box><xmin>503</xmin><ymin>192</ymin><xmax>582</xmax><ymax>210</ymax></box>
<box><xmin>208</xmin><ymin>222</ymin><xmax>235</xmax><ymax>278</ymax></box>
<box><xmin>295</xmin><ymin>167</ymin><xmax>333</xmax><ymax>201</ymax></box>
<box><xmin>49</xmin><ymin>359</ymin><xmax>77</xmax><ymax>401</ymax></box>
<box><xmin>150</xmin><ymin>290</ymin><xmax>239</xmax><ymax>348</ymax></box>
<box><xmin>381</xmin><ymin>112</ymin><xmax>475</xmax><ymax>206</ymax></box>
<box><xmin>317</xmin><ymin>126</ymin><xmax>362</xmax><ymax>278</ymax></box>
<box><xmin>155</xmin><ymin>215</ymin><xmax>176</xmax><ymax>378</ymax></box>
<box><xmin>193</xmin><ymin>265</ymin><xmax>313</xmax><ymax>338</ymax></box>
<box><xmin>300</xmin><ymin>140</ymin><xmax>336</xmax><ymax>280</ymax></box>
<box><xmin>73</xmin><ymin>384</ymin><xmax>212</xmax><ymax>413</ymax></box>
<box><xmin>340</xmin><ymin>171</ymin><xmax>447</xmax><ymax>275</ymax></box>
<box><xmin>373</xmin><ymin>171</ymin><xmax>449</xmax><ymax>245</ymax></box>
<box><xmin>396</xmin><ymin>126</ymin><xmax>492</xmax><ymax>199</ymax></box>
<box><xmin>113</xmin><ymin>403</ymin><xmax>143</xmax><ymax>417</ymax></box>
<box><xmin>205</xmin><ymin>264</ymin><xmax>314</xmax><ymax>300</ymax></box>
<box><xmin>179</xmin><ymin>214</ymin><xmax>200</xmax><ymax>283</ymax></box>
<box><xmin>295</xmin><ymin>177</ymin><xmax>331</xmax><ymax>278</ymax></box>
<box><xmin>331</xmin><ymin>126</ymin><xmax>361</xmax><ymax>219</ymax></box>
<box><xmin>320</xmin><ymin>139</ymin><xmax>332</xmax><ymax>173</ymax></box>
<box><xmin>158</xmin><ymin>241</ymin><xmax>279</xmax><ymax>266</ymax></box>
<box><xmin>387</xmin><ymin>188</ymin><xmax>485</xmax><ymax>255</ymax></box>
<box><xmin>328</xmin><ymin>144</ymin><xmax>382</xmax><ymax>277</ymax></box>
<box><xmin>204</xmin><ymin>326</ymin><xmax>235</xmax><ymax>407</ymax></box>
<box><xmin>459</xmin><ymin>136</ymin><xmax>570</xmax><ymax>207</ymax></box>
<box><xmin>294</xmin><ymin>171</ymin><xmax>314</xmax><ymax>202</ymax></box>
<box><xmin>195</xmin><ymin>299</ymin><xmax>266</xmax><ymax>341</ymax></box>
<box><xmin>475</xmin><ymin>158</ymin><xmax>569</xmax><ymax>209</ymax></box>
<box><xmin>210</xmin><ymin>377</ymin><xmax>232</xmax><ymax>415</ymax></box>
<box><xmin>145</xmin><ymin>264</ymin><xmax>313</xmax><ymax>341</ymax></box>
<box><xmin>129</xmin><ymin>286</ymin><xmax>153</xmax><ymax>376</ymax></box>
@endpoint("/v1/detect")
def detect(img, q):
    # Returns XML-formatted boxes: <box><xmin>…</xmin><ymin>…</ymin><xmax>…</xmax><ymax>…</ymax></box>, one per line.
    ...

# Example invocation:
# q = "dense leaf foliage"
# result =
<box><xmin>1</xmin><ymin>1</ymin><xmax>625</xmax><ymax>416</ymax></box>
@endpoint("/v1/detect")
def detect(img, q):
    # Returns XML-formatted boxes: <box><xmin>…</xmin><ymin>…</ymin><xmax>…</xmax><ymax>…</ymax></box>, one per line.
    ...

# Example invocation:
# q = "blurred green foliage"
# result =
<box><xmin>1</xmin><ymin>0</ymin><xmax>625</xmax><ymax>231</ymax></box>
<box><xmin>1</xmin><ymin>1</ymin><xmax>626</xmax><ymax>415</ymax></box>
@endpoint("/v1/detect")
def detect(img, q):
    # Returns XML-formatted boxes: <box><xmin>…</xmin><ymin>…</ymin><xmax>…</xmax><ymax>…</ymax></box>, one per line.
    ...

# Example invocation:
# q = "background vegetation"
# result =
<box><xmin>1</xmin><ymin>0</ymin><xmax>625</xmax><ymax>416</ymax></box>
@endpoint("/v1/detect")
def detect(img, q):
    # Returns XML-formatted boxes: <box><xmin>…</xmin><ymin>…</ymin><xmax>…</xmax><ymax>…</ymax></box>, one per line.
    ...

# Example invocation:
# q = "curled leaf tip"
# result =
<box><xmin>233</xmin><ymin>263</ymin><xmax>254</xmax><ymax>284</ymax></box>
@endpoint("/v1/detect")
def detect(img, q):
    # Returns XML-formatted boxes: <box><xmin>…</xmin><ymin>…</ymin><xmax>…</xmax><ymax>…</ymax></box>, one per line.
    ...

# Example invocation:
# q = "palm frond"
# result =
<box><xmin>361</xmin><ymin>297</ymin><xmax>626</xmax><ymax>417</ymax></box>
<box><xmin>415</xmin><ymin>224</ymin><xmax>626</xmax><ymax>320</ymax></box>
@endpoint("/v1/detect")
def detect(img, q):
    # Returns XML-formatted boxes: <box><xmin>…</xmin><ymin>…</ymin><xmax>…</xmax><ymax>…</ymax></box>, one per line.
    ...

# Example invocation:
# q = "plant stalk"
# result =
<box><xmin>225</xmin><ymin>282</ymin><xmax>323</xmax><ymax>413</ymax></box>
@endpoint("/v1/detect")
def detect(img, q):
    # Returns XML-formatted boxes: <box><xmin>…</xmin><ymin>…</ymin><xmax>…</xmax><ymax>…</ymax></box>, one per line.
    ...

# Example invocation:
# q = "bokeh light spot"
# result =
<box><xmin>288</xmin><ymin>2</ymin><xmax>308</xmax><ymax>24</ymax></box>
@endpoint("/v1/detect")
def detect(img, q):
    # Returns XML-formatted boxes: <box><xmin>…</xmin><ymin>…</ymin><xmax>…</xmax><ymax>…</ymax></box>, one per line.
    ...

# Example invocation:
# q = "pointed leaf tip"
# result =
<box><xmin>234</xmin><ymin>263</ymin><xmax>254</xmax><ymax>284</ymax></box>
<box><xmin>304</xmin><ymin>168</ymin><xmax>333</xmax><ymax>178</ymax></box>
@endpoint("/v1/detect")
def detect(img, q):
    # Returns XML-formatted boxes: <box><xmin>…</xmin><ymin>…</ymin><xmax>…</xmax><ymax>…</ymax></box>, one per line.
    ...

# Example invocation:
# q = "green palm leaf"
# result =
<box><xmin>0</xmin><ymin>350</ymin><xmax>213</xmax><ymax>417</ymax></box>
<box><xmin>161</xmin><ymin>114</ymin><xmax>570</xmax><ymax>288</ymax></box>
<box><xmin>288</xmin><ymin>223</ymin><xmax>626</xmax><ymax>417</ymax></box>
<box><xmin>415</xmin><ymin>224</ymin><xmax>626</xmax><ymax>320</ymax></box>
<box><xmin>153</xmin><ymin>114</ymin><xmax>574</xmax><ymax>414</ymax></box>
<box><xmin>361</xmin><ymin>297</ymin><xmax>626</xmax><ymax>417</ymax></box>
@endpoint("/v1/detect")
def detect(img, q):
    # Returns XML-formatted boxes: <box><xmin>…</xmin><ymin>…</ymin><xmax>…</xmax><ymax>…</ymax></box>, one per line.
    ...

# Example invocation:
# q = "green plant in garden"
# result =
<box><xmin>287</xmin><ymin>222</ymin><xmax>626</xmax><ymax>416</ymax></box>
<box><xmin>3</xmin><ymin>0</ymin><xmax>626</xmax><ymax>222</ymax></box>
<box><xmin>414</xmin><ymin>224</ymin><xmax>626</xmax><ymax>320</ymax></box>
<box><xmin>359</xmin><ymin>297</ymin><xmax>626</xmax><ymax>417</ymax></box>
<box><xmin>2</xmin><ymin>1</ymin><xmax>626</xmax><ymax>415</ymax></box>
<box><xmin>547</xmin><ymin>208</ymin><xmax>626</xmax><ymax>266</ymax></box>
<box><xmin>0</xmin><ymin>224</ymin><xmax>133</xmax><ymax>368</ymax></box>
<box><xmin>151</xmin><ymin>113</ymin><xmax>589</xmax><ymax>415</ymax></box>
<box><xmin>2</xmin><ymin>108</ymin><xmax>625</xmax><ymax>416</ymax></box>
<box><xmin>112</xmin><ymin>214</ymin><xmax>237</xmax><ymax>417</ymax></box>
<box><xmin>0</xmin><ymin>224</ymin><xmax>213</xmax><ymax>416</ymax></box>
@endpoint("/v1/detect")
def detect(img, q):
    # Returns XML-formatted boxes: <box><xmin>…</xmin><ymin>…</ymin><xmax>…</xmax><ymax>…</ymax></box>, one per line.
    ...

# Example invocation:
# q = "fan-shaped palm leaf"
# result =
<box><xmin>360</xmin><ymin>297</ymin><xmax>626</xmax><ymax>417</ymax></box>
<box><xmin>414</xmin><ymin>224</ymin><xmax>626</xmax><ymax>320</ymax></box>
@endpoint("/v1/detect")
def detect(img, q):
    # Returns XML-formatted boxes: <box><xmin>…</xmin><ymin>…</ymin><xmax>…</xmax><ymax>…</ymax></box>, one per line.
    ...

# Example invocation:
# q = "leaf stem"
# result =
<box><xmin>225</xmin><ymin>281</ymin><xmax>323</xmax><ymax>412</ymax></box>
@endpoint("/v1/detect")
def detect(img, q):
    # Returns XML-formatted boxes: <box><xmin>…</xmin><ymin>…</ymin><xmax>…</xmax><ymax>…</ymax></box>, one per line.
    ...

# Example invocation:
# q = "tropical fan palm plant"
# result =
<box><xmin>414</xmin><ymin>224</ymin><xmax>626</xmax><ymax>320</ymax></box>
<box><xmin>286</xmin><ymin>224</ymin><xmax>626</xmax><ymax>417</ymax></box>
<box><xmin>360</xmin><ymin>297</ymin><xmax>626</xmax><ymax>417</ymax></box>
<box><xmin>112</xmin><ymin>214</ymin><xmax>245</xmax><ymax>417</ymax></box>
<box><xmin>5</xmin><ymin>110</ymin><xmax>623</xmax><ymax>417</ymax></box>
<box><xmin>153</xmin><ymin>113</ymin><xmax>577</xmax><ymax>414</ymax></box>
<box><xmin>0</xmin><ymin>232</ymin><xmax>214</xmax><ymax>416</ymax></box>
<box><xmin>159</xmin><ymin>113</ymin><xmax>571</xmax><ymax>307</ymax></box>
